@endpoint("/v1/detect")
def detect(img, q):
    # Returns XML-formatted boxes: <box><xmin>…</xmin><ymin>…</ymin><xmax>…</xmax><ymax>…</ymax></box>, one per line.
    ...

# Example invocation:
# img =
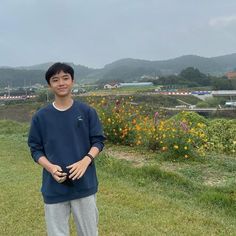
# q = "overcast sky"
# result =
<box><xmin>1</xmin><ymin>0</ymin><xmax>236</xmax><ymax>68</ymax></box>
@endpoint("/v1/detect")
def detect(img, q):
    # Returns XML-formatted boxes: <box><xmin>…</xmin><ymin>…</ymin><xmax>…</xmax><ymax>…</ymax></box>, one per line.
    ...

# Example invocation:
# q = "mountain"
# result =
<box><xmin>0</xmin><ymin>63</ymin><xmax>96</xmax><ymax>87</ymax></box>
<box><xmin>0</xmin><ymin>68</ymin><xmax>45</xmax><ymax>87</ymax></box>
<box><xmin>17</xmin><ymin>62</ymin><xmax>96</xmax><ymax>79</ymax></box>
<box><xmin>211</xmin><ymin>53</ymin><xmax>236</xmax><ymax>71</ymax></box>
<box><xmin>17</xmin><ymin>62</ymin><xmax>55</xmax><ymax>71</ymax></box>
<box><xmin>0</xmin><ymin>53</ymin><xmax>236</xmax><ymax>87</ymax></box>
<box><xmin>95</xmin><ymin>54</ymin><xmax>236</xmax><ymax>82</ymax></box>
<box><xmin>103</xmin><ymin>55</ymin><xmax>224</xmax><ymax>76</ymax></box>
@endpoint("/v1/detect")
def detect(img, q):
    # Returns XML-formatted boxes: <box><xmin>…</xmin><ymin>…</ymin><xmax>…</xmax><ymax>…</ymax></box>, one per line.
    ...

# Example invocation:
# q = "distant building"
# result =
<box><xmin>72</xmin><ymin>88</ymin><xmax>86</xmax><ymax>93</ymax></box>
<box><xmin>225</xmin><ymin>101</ymin><xmax>236</xmax><ymax>107</ymax></box>
<box><xmin>226</xmin><ymin>71</ymin><xmax>236</xmax><ymax>79</ymax></box>
<box><xmin>140</xmin><ymin>75</ymin><xmax>159</xmax><ymax>80</ymax></box>
<box><xmin>104</xmin><ymin>82</ymin><xmax>154</xmax><ymax>89</ymax></box>
<box><xmin>104</xmin><ymin>83</ymin><xmax>120</xmax><ymax>89</ymax></box>
<box><xmin>119</xmin><ymin>82</ymin><xmax>153</xmax><ymax>87</ymax></box>
<box><xmin>31</xmin><ymin>83</ymin><xmax>44</xmax><ymax>89</ymax></box>
<box><xmin>72</xmin><ymin>88</ymin><xmax>79</xmax><ymax>93</ymax></box>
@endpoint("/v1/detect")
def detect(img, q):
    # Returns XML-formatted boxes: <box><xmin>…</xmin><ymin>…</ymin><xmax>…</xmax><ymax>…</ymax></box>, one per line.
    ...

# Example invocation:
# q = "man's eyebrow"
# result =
<box><xmin>51</xmin><ymin>74</ymin><xmax>69</xmax><ymax>79</ymax></box>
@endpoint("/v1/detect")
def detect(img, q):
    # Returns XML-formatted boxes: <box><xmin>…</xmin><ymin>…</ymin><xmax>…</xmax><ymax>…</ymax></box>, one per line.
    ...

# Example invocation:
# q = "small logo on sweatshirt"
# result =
<box><xmin>76</xmin><ymin>115</ymin><xmax>83</xmax><ymax>127</ymax></box>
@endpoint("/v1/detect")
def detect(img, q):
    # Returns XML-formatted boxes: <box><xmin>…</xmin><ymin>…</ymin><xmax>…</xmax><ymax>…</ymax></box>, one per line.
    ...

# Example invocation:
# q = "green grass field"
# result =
<box><xmin>0</xmin><ymin>120</ymin><xmax>236</xmax><ymax>235</ymax></box>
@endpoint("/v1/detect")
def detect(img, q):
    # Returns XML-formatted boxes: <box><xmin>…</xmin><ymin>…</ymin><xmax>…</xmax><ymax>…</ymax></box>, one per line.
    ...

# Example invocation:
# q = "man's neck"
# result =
<box><xmin>53</xmin><ymin>96</ymin><xmax>73</xmax><ymax>110</ymax></box>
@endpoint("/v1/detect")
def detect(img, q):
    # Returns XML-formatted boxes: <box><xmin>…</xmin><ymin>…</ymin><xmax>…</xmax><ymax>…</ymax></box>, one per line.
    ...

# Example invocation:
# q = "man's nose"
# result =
<box><xmin>58</xmin><ymin>78</ymin><xmax>64</xmax><ymax>85</ymax></box>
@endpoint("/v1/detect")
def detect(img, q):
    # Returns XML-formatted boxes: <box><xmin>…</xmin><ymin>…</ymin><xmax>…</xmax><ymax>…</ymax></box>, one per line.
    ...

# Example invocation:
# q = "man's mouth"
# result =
<box><xmin>58</xmin><ymin>87</ymin><xmax>67</xmax><ymax>91</ymax></box>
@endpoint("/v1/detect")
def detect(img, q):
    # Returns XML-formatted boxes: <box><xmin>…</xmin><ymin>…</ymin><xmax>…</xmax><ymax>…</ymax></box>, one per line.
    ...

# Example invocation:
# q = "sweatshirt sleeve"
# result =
<box><xmin>88</xmin><ymin>107</ymin><xmax>106</xmax><ymax>152</ymax></box>
<box><xmin>28</xmin><ymin>115</ymin><xmax>45</xmax><ymax>163</ymax></box>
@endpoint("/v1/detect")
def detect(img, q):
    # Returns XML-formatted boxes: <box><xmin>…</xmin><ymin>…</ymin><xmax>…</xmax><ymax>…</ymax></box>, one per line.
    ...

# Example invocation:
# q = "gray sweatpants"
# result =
<box><xmin>44</xmin><ymin>195</ymin><xmax>98</xmax><ymax>236</ymax></box>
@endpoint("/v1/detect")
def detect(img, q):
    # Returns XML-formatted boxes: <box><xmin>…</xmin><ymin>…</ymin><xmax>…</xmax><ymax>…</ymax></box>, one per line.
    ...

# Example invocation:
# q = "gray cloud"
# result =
<box><xmin>0</xmin><ymin>0</ymin><xmax>236</xmax><ymax>68</ymax></box>
<box><xmin>209</xmin><ymin>15</ymin><xmax>236</xmax><ymax>28</ymax></box>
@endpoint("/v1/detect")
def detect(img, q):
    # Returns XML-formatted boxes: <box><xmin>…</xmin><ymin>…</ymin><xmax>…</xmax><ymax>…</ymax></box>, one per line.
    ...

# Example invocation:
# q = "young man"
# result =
<box><xmin>28</xmin><ymin>62</ymin><xmax>105</xmax><ymax>236</ymax></box>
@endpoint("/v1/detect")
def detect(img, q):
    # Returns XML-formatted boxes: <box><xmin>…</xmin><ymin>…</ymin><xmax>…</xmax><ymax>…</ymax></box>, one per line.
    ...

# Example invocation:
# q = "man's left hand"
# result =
<box><xmin>66</xmin><ymin>156</ymin><xmax>91</xmax><ymax>180</ymax></box>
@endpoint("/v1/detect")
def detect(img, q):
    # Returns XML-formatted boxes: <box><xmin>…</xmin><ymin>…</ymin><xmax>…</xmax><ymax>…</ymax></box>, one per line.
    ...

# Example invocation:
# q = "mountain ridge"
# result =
<box><xmin>0</xmin><ymin>53</ymin><xmax>236</xmax><ymax>87</ymax></box>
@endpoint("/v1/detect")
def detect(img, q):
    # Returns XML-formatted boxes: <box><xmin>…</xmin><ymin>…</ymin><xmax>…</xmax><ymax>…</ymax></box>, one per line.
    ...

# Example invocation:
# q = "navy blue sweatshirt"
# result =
<box><xmin>28</xmin><ymin>100</ymin><xmax>105</xmax><ymax>204</ymax></box>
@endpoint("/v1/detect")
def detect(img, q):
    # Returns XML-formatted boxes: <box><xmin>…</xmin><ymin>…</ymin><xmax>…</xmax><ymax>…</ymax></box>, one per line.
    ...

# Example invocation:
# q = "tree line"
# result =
<box><xmin>142</xmin><ymin>67</ymin><xmax>235</xmax><ymax>90</ymax></box>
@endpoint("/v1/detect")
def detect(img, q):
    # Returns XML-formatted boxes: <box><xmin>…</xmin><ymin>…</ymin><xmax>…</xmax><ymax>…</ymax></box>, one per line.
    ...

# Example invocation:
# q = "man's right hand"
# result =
<box><xmin>50</xmin><ymin>165</ymin><xmax>67</xmax><ymax>183</ymax></box>
<box><xmin>38</xmin><ymin>156</ymin><xmax>67</xmax><ymax>184</ymax></box>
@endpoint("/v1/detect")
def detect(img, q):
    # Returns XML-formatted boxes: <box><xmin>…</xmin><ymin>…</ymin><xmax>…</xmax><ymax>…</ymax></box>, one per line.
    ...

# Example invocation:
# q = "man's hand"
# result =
<box><xmin>66</xmin><ymin>156</ymin><xmax>91</xmax><ymax>180</ymax></box>
<box><xmin>38</xmin><ymin>156</ymin><xmax>67</xmax><ymax>183</ymax></box>
<box><xmin>50</xmin><ymin>165</ymin><xmax>67</xmax><ymax>183</ymax></box>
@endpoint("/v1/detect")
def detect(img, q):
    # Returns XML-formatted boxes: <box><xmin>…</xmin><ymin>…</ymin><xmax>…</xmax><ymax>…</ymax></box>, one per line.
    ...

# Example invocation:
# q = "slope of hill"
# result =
<box><xmin>0</xmin><ymin>63</ymin><xmax>96</xmax><ymax>87</ymax></box>
<box><xmin>0</xmin><ymin>68</ymin><xmax>45</xmax><ymax>87</ymax></box>
<box><xmin>17</xmin><ymin>62</ymin><xmax>55</xmax><ymax>71</ymax></box>
<box><xmin>211</xmin><ymin>53</ymin><xmax>236</xmax><ymax>71</ymax></box>
<box><xmin>18</xmin><ymin>62</ymin><xmax>96</xmax><ymax>79</ymax></box>
<box><xmin>93</xmin><ymin>54</ymin><xmax>234</xmax><ymax>83</ymax></box>
<box><xmin>103</xmin><ymin>55</ymin><xmax>225</xmax><ymax>75</ymax></box>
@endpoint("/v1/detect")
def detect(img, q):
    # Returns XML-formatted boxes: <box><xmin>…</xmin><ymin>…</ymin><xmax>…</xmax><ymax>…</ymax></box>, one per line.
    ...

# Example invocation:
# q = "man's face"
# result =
<box><xmin>49</xmin><ymin>71</ymin><xmax>74</xmax><ymax>98</ymax></box>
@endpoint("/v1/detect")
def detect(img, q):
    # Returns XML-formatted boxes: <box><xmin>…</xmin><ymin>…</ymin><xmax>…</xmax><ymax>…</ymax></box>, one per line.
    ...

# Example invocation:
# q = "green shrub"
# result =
<box><xmin>207</xmin><ymin>119</ymin><xmax>236</xmax><ymax>154</ymax></box>
<box><xmin>170</xmin><ymin>111</ymin><xmax>208</xmax><ymax>126</ymax></box>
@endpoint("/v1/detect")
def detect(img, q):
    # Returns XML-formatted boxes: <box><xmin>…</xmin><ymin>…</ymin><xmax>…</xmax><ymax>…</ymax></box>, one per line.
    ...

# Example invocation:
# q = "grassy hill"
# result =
<box><xmin>0</xmin><ymin>120</ymin><xmax>235</xmax><ymax>235</ymax></box>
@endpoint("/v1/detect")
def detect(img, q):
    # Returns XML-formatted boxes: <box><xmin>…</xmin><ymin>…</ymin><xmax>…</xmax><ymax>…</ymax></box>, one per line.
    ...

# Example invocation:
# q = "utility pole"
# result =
<box><xmin>46</xmin><ymin>90</ymin><xmax>49</xmax><ymax>102</ymax></box>
<box><xmin>7</xmin><ymin>84</ymin><xmax>10</xmax><ymax>97</ymax></box>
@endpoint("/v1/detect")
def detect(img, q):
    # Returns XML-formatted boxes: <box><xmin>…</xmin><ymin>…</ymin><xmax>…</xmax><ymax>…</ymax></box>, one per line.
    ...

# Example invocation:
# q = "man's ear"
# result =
<box><xmin>71</xmin><ymin>79</ymin><xmax>75</xmax><ymax>88</ymax></box>
<box><xmin>48</xmin><ymin>83</ymin><xmax>53</xmax><ymax>94</ymax></box>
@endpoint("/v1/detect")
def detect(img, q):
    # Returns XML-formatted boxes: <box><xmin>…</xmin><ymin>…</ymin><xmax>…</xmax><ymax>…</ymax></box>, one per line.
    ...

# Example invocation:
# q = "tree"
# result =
<box><xmin>179</xmin><ymin>67</ymin><xmax>210</xmax><ymax>86</ymax></box>
<box><xmin>211</xmin><ymin>77</ymin><xmax>232</xmax><ymax>90</ymax></box>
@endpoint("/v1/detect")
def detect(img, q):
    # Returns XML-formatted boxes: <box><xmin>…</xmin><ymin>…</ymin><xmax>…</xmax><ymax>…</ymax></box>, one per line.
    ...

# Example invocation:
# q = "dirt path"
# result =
<box><xmin>103</xmin><ymin>146</ymin><xmax>153</xmax><ymax>167</ymax></box>
<box><xmin>103</xmin><ymin>145</ymin><xmax>231</xmax><ymax>187</ymax></box>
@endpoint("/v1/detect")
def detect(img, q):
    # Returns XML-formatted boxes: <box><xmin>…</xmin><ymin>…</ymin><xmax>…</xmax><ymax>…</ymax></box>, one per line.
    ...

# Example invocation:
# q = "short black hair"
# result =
<box><xmin>45</xmin><ymin>62</ymin><xmax>74</xmax><ymax>84</ymax></box>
